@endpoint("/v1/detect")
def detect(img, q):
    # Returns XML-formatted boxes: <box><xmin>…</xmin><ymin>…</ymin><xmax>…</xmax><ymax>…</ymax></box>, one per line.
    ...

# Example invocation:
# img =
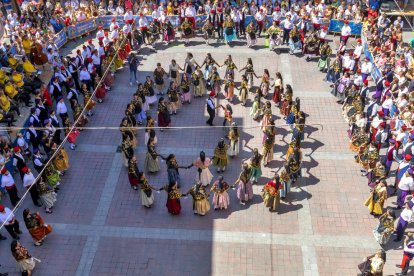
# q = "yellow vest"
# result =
<box><xmin>8</xmin><ymin>57</ymin><xmax>18</xmax><ymax>70</ymax></box>
<box><xmin>23</xmin><ymin>61</ymin><xmax>36</xmax><ymax>73</ymax></box>
<box><xmin>4</xmin><ymin>84</ymin><xmax>17</xmax><ymax>99</ymax></box>
<box><xmin>12</xmin><ymin>74</ymin><xmax>24</xmax><ymax>88</ymax></box>
<box><xmin>0</xmin><ymin>71</ymin><xmax>9</xmax><ymax>86</ymax></box>
<box><xmin>0</xmin><ymin>95</ymin><xmax>10</xmax><ymax>112</ymax></box>
<box><xmin>22</xmin><ymin>39</ymin><xmax>32</xmax><ymax>54</ymax></box>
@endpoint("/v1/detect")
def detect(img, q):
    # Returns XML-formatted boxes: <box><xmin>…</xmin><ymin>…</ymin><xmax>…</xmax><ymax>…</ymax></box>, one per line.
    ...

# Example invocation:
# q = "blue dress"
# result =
<box><xmin>224</xmin><ymin>26</ymin><xmax>237</xmax><ymax>43</ymax></box>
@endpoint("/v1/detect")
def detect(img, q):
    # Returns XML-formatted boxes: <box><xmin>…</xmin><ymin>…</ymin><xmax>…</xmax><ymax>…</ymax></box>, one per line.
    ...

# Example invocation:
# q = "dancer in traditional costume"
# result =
<box><xmin>213</xmin><ymin>138</ymin><xmax>229</xmax><ymax>173</ymax></box>
<box><xmin>161</xmin><ymin>181</ymin><xmax>185</xmax><ymax>215</ymax></box>
<box><xmin>23</xmin><ymin>209</ymin><xmax>52</xmax><ymax>246</ymax></box>
<box><xmin>234</xmin><ymin>163</ymin><xmax>253</xmax><ymax>205</ymax></box>
<box><xmin>261</xmin><ymin>173</ymin><xmax>282</xmax><ymax>212</ymax></box>
<box><xmin>189</xmin><ymin>151</ymin><xmax>213</xmax><ymax>187</ymax></box>
<box><xmin>187</xmin><ymin>181</ymin><xmax>211</xmax><ymax>216</ymax></box>
<box><xmin>138</xmin><ymin>172</ymin><xmax>159</xmax><ymax>208</ymax></box>
<box><xmin>211</xmin><ymin>176</ymin><xmax>230</xmax><ymax>210</ymax></box>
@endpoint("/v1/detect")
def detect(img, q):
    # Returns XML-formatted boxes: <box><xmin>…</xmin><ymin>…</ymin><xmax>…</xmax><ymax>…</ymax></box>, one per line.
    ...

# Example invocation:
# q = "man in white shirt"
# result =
<box><xmin>152</xmin><ymin>5</ymin><xmax>162</xmax><ymax>24</ymax></box>
<box><xmin>0</xmin><ymin>204</ymin><xmax>21</xmax><ymax>239</ymax></box>
<box><xmin>22</xmin><ymin>167</ymin><xmax>41</xmax><ymax>206</ymax></box>
<box><xmin>394</xmin><ymin>16</ymin><xmax>404</xmax><ymax>28</ymax></box>
<box><xmin>91</xmin><ymin>50</ymin><xmax>101</xmax><ymax>76</ymax></box>
<box><xmin>79</xmin><ymin>66</ymin><xmax>92</xmax><ymax>90</ymax></box>
<box><xmin>353</xmin><ymin>69</ymin><xmax>363</xmax><ymax>88</ymax></box>
<box><xmin>185</xmin><ymin>2</ymin><xmax>196</xmax><ymax>29</ymax></box>
<box><xmin>272</xmin><ymin>7</ymin><xmax>282</xmax><ymax>25</ymax></box>
<box><xmin>139</xmin><ymin>13</ymin><xmax>149</xmax><ymax>44</ymax></box>
<box><xmin>342</xmin><ymin>52</ymin><xmax>355</xmax><ymax>72</ymax></box>
<box><xmin>353</xmin><ymin>38</ymin><xmax>363</xmax><ymax>64</ymax></box>
<box><xmin>395</xmin><ymin>200</ymin><xmax>414</xmax><ymax>241</ymax></box>
<box><xmin>96</xmin><ymin>25</ymin><xmax>105</xmax><ymax>42</ymax></box>
<box><xmin>124</xmin><ymin>8</ymin><xmax>133</xmax><ymax>24</ymax></box>
<box><xmin>397</xmin><ymin>169</ymin><xmax>414</xmax><ymax>208</ymax></box>
<box><xmin>340</xmin><ymin>20</ymin><xmax>351</xmax><ymax>45</ymax></box>
<box><xmin>361</xmin><ymin>57</ymin><xmax>373</xmax><ymax>81</ymax></box>
<box><xmin>110</xmin><ymin>25</ymin><xmax>119</xmax><ymax>41</ymax></box>
<box><xmin>281</xmin><ymin>15</ymin><xmax>293</xmax><ymax>45</ymax></box>
<box><xmin>56</xmin><ymin>96</ymin><xmax>68</xmax><ymax>121</ymax></box>
<box><xmin>255</xmin><ymin>9</ymin><xmax>265</xmax><ymax>37</ymax></box>
<box><xmin>1</xmin><ymin>168</ymin><xmax>20</xmax><ymax>207</ymax></box>
<box><xmin>109</xmin><ymin>17</ymin><xmax>118</xmax><ymax>32</ymax></box>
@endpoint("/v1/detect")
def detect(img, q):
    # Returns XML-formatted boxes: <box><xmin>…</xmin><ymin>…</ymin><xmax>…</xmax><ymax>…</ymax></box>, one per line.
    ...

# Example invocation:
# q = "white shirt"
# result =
<box><xmin>255</xmin><ymin>12</ymin><xmax>265</xmax><ymax>21</ymax></box>
<box><xmin>272</xmin><ymin>11</ymin><xmax>282</xmax><ymax>21</ymax></box>
<box><xmin>1</xmin><ymin>173</ymin><xmax>15</xmax><ymax>188</ymax></box>
<box><xmin>96</xmin><ymin>30</ymin><xmax>104</xmax><ymax>40</ymax></box>
<box><xmin>361</xmin><ymin>62</ymin><xmax>373</xmax><ymax>74</ymax></box>
<box><xmin>399</xmin><ymin>174</ymin><xmax>414</xmax><ymax>191</ymax></box>
<box><xmin>79</xmin><ymin>70</ymin><xmax>91</xmax><ymax>81</ymax></box>
<box><xmin>139</xmin><ymin>17</ymin><xmax>149</xmax><ymax>28</ymax></box>
<box><xmin>109</xmin><ymin>22</ymin><xmax>118</xmax><ymax>32</ymax></box>
<box><xmin>110</xmin><ymin>30</ymin><xmax>119</xmax><ymax>40</ymax></box>
<box><xmin>122</xmin><ymin>24</ymin><xmax>132</xmax><ymax>34</ymax></box>
<box><xmin>353</xmin><ymin>75</ymin><xmax>362</xmax><ymax>87</ymax></box>
<box><xmin>56</xmin><ymin>101</ymin><xmax>68</xmax><ymax>115</ymax></box>
<box><xmin>354</xmin><ymin>45</ymin><xmax>363</xmax><ymax>58</ymax></box>
<box><xmin>23</xmin><ymin>172</ymin><xmax>35</xmax><ymax>188</ymax></box>
<box><xmin>185</xmin><ymin>7</ymin><xmax>196</xmax><ymax>17</ymax></box>
<box><xmin>124</xmin><ymin>11</ymin><xmax>133</xmax><ymax>21</ymax></box>
<box><xmin>0</xmin><ymin>208</ymin><xmax>15</xmax><ymax>225</ymax></box>
<box><xmin>341</xmin><ymin>25</ymin><xmax>351</xmax><ymax>36</ymax></box>
<box><xmin>382</xmin><ymin>98</ymin><xmax>393</xmax><ymax>110</ymax></box>
<box><xmin>152</xmin><ymin>10</ymin><xmax>162</xmax><ymax>20</ymax></box>
<box><xmin>92</xmin><ymin>54</ymin><xmax>100</xmax><ymax>65</ymax></box>
<box><xmin>401</xmin><ymin>208</ymin><xmax>413</xmax><ymax>222</ymax></box>
<box><xmin>282</xmin><ymin>19</ymin><xmax>293</xmax><ymax>29</ymax></box>
<box><xmin>343</xmin><ymin>57</ymin><xmax>355</xmax><ymax>70</ymax></box>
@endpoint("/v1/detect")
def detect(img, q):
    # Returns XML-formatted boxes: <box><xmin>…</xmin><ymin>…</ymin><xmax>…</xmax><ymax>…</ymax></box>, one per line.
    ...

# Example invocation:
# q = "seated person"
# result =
<box><xmin>7</xmin><ymin>54</ymin><xmax>18</xmax><ymax>70</ymax></box>
<box><xmin>11</xmin><ymin>70</ymin><xmax>24</xmax><ymax>89</ymax></box>
<box><xmin>22</xmin><ymin>56</ymin><xmax>37</xmax><ymax>74</ymax></box>
<box><xmin>0</xmin><ymin>89</ymin><xmax>21</xmax><ymax>117</ymax></box>
<box><xmin>0</xmin><ymin>69</ymin><xmax>9</xmax><ymax>86</ymax></box>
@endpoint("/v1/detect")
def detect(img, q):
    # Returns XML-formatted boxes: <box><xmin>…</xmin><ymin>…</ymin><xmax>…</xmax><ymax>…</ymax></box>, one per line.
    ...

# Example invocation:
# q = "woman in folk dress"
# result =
<box><xmin>190</xmin><ymin>151</ymin><xmax>213</xmax><ymax>187</ymax></box>
<box><xmin>180</xmin><ymin>73</ymin><xmax>191</xmax><ymax>104</ymax></box>
<box><xmin>211</xmin><ymin>176</ymin><xmax>231</xmax><ymax>210</ymax></box>
<box><xmin>138</xmin><ymin>172</ymin><xmax>160</xmax><ymax>208</ymax></box>
<box><xmin>228</xmin><ymin>122</ymin><xmax>240</xmax><ymax>158</ymax></box>
<box><xmin>233</xmin><ymin>163</ymin><xmax>253</xmax><ymax>205</ymax></box>
<box><xmin>192</xmin><ymin>69</ymin><xmax>205</xmax><ymax>97</ymax></box>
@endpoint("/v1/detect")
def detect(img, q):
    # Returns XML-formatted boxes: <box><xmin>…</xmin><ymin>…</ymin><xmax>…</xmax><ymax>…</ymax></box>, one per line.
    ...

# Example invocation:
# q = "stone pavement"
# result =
<box><xmin>0</xmin><ymin>35</ymin><xmax>407</xmax><ymax>276</ymax></box>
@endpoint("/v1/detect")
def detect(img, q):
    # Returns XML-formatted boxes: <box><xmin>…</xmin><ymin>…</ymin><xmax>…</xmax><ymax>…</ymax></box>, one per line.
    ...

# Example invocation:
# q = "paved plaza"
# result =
<box><xmin>0</xmin><ymin>36</ymin><xmax>408</xmax><ymax>275</ymax></box>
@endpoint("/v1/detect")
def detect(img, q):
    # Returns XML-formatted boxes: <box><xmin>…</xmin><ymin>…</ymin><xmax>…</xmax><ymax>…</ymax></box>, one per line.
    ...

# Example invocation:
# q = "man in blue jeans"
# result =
<box><xmin>128</xmin><ymin>53</ymin><xmax>139</xmax><ymax>86</ymax></box>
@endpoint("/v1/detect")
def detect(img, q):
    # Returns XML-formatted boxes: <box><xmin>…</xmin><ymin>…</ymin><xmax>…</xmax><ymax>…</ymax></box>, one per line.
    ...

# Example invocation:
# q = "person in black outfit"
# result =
<box><xmin>206</xmin><ymin>92</ymin><xmax>219</xmax><ymax>126</ymax></box>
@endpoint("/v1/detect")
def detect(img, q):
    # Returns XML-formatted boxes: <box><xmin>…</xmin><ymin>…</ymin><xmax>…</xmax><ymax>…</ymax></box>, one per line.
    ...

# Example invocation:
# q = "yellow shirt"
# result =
<box><xmin>0</xmin><ymin>95</ymin><xmax>10</xmax><ymax>112</ymax></box>
<box><xmin>8</xmin><ymin>57</ymin><xmax>18</xmax><ymax>70</ymax></box>
<box><xmin>166</xmin><ymin>6</ymin><xmax>174</xmax><ymax>15</ymax></box>
<box><xmin>23</xmin><ymin>61</ymin><xmax>36</xmax><ymax>73</ymax></box>
<box><xmin>22</xmin><ymin>39</ymin><xmax>32</xmax><ymax>54</ymax></box>
<box><xmin>0</xmin><ymin>70</ymin><xmax>9</xmax><ymax>86</ymax></box>
<box><xmin>12</xmin><ymin>73</ymin><xmax>24</xmax><ymax>88</ymax></box>
<box><xmin>4</xmin><ymin>83</ymin><xmax>17</xmax><ymax>99</ymax></box>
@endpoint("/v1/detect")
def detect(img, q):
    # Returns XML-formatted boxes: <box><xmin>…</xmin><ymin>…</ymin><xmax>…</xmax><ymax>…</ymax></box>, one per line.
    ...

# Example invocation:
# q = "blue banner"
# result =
<box><xmin>362</xmin><ymin>34</ymin><xmax>381</xmax><ymax>82</ymax></box>
<box><xmin>328</xmin><ymin>19</ymin><xmax>362</xmax><ymax>36</ymax></box>
<box><xmin>95</xmin><ymin>16</ymin><xmax>125</xmax><ymax>29</ymax></box>
<box><xmin>52</xmin><ymin>29</ymin><xmax>67</xmax><ymax>49</ymax></box>
<box><xmin>67</xmin><ymin>18</ymin><xmax>97</xmax><ymax>39</ymax></box>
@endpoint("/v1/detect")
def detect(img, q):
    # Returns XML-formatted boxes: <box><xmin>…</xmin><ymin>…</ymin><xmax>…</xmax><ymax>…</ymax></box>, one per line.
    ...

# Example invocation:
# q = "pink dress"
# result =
<box><xmin>193</xmin><ymin>157</ymin><xmax>213</xmax><ymax>186</ymax></box>
<box><xmin>211</xmin><ymin>181</ymin><xmax>230</xmax><ymax>210</ymax></box>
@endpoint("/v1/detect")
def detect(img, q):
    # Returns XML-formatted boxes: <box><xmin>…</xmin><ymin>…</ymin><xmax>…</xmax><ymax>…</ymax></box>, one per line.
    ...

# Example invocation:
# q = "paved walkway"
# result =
<box><xmin>0</xmin><ymin>35</ymin><xmax>407</xmax><ymax>275</ymax></box>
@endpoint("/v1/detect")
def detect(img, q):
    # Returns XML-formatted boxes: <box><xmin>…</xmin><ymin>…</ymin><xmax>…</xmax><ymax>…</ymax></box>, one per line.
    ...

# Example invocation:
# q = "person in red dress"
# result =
<box><xmin>161</xmin><ymin>181</ymin><xmax>185</xmax><ymax>215</ymax></box>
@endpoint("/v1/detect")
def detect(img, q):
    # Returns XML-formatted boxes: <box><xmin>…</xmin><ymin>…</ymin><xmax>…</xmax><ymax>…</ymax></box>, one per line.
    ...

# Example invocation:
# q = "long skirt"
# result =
<box><xmin>198</xmin><ymin>168</ymin><xmax>213</xmax><ymax>186</ymax></box>
<box><xmin>194</xmin><ymin>198</ymin><xmax>210</xmax><ymax>215</ymax></box>
<box><xmin>144</xmin><ymin>153</ymin><xmax>160</xmax><ymax>173</ymax></box>
<box><xmin>104</xmin><ymin>73</ymin><xmax>114</xmax><ymax>87</ymax></box>
<box><xmin>158</xmin><ymin>112</ymin><xmax>170</xmax><ymax>127</ymax></box>
<box><xmin>262</xmin><ymin>145</ymin><xmax>274</xmax><ymax>164</ymax></box>
<box><xmin>239</xmin><ymin>88</ymin><xmax>248</xmax><ymax>104</ymax></box>
<box><xmin>29</xmin><ymin>224</ymin><xmax>52</xmax><ymax>242</ymax></box>
<box><xmin>53</xmin><ymin>150</ymin><xmax>69</xmax><ymax>171</ymax></box>
<box><xmin>167</xmin><ymin>168</ymin><xmax>180</xmax><ymax>184</ymax></box>
<box><xmin>182</xmin><ymin>91</ymin><xmax>191</xmax><ymax>102</ymax></box>
<box><xmin>279</xmin><ymin>180</ymin><xmax>291</xmax><ymax>198</ymax></box>
<box><xmin>193</xmin><ymin>84</ymin><xmax>205</xmax><ymax>97</ymax></box>
<box><xmin>163</xmin><ymin>29</ymin><xmax>175</xmax><ymax>42</ymax></box>
<box><xmin>166</xmin><ymin>198</ymin><xmax>181</xmax><ymax>215</ymax></box>
<box><xmin>96</xmin><ymin>85</ymin><xmax>106</xmax><ymax>100</ymax></box>
<box><xmin>141</xmin><ymin>189</ymin><xmax>155</xmax><ymax>206</ymax></box>
<box><xmin>16</xmin><ymin>257</ymin><xmax>36</xmax><ymax>273</ymax></box>
<box><xmin>224</xmin><ymin>30</ymin><xmax>237</xmax><ymax>43</ymax></box>
<box><xmin>250</xmin><ymin>167</ymin><xmax>262</xmax><ymax>179</ymax></box>
<box><xmin>364</xmin><ymin>196</ymin><xmax>383</xmax><ymax>215</ymax></box>
<box><xmin>39</xmin><ymin>192</ymin><xmax>57</xmax><ymax>209</ymax></box>
<box><xmin>318</xmin><ymin>57</ymin><xmax>330</xmax><ymax>71</ymax></box>
<box><xmin>212</xmin><ymin>191</ymin><xmax>230</xmax><ymax>209</ymax></box>
<box><xmin>228</xmin><ymin>139</ymin><xmax>240</xmax><ymax>156</ymax></box>
<box><xmin>262</xmin><ymin>191</ymin><xmax>280</xmax><ymax>211</ymax></box>
<box><xmin>46</xmin><ymin>171</ymin><xmax>60</xmax><ymax>187</ymax></box>
<box><xmin>272</xmin><ymin>86</ymin><xmax>282</xmax><ymax>104</ymax></box>
<box><xmin>280</xmin><ymin>100</ymin><xmax>290</xmax><ymax>116</ymax></box>
<box><xmin>247</xmin><ymin>34</ymin><xmax>257</xmax><ymax>46</ymax></box>
<box><xmin>236</xmin><ymin>180</ymin><xmax>253</xmax><ymax>202</ymax></box>
<box><xmin>213</xmin><ymin>157</ymin><xmax>228</xmax><ymax>168</ymax></box>
<box><xmin>128</xmin><ymin>173</ymin><xmax>139</xmax><ymax>188</ymax></box>
<box><xmin>373</xmin><ymin>221</ymin><xmax>392</xmax><ymax>245</ymax></box>
<box><xmin>146</xmin><ymin>95</ymin><xmax>158</xmax><ymax>106</ymax></box>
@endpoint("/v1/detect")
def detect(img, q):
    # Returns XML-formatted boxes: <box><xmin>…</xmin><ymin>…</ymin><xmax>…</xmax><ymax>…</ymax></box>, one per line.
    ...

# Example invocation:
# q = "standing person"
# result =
<box><xmin>373</xmin><ymin>210</ymin><xmax>396</xmax><ymax>245</ymax></box>
<box><xmin>180</xmin><ymin>73</ymin><xmax>191</xmax><ymax>104</ymax></box>
<box><xmin>0</xmin><ymin>205</ymin><xmax>21</xmax><ymax>239</ymax></box>
<box><xmin>160</xmin><ymin>181</ymin><xmax>185</xmax><ymax>215</ymax></box>
<box><xmin>189</xmin><ymin>151</ymin><xmax>213</xmax><ymax>187</ymax></box>
<box><xmin>234</xmin><ymin>163</ymin><xmax>253</xmax><ymax>205</ymax></box>
<box><xmin>394</xmin><ymin>201</ymin><xmax>414</xmax><ymax>242</ymax></box>
<box><xmin>206</xmin><ymin>92</ymin><xmax>219</xmax><ymax>126</ymax></box>
<box><xmin>154</xmin><ymin>63</ymin><xmax>167</xmax><ymax>95</ymax></box>
<box><xmin>281</xmin><ymin>14</ymin><xmax>293</xmax><ymax>45</ymax></box>
<box><xmin>163</xmin><ymin>17</ymin><xmax>175</xmax><ymax>44</ymax></box>
<box><xmin>184</xmin><ymin>53</ymin><xmax>199</xmax><ymax>77</ymax></box>
<box><xmin>340</xmin><ymin>20</ymin><xmax>351</xmax><ymax>45</ymax></box>
<box><xmin>165</xmin><ymin>154</ymin><xmax>188</xmax><ymax>188</ymax></box>
<box><xmin>261</xmin><ymin>173</ymin><xmax>282</xmax><ymax>212</ymax></box>
<box><xmin>11</xmin><ymin>240</ymin><xmax>39</xmax><ymax>275</ymax></box>
<box><xmin>238</xmin><ymin>75</ymin><xmax>249</xmax><ymax>106</ymax></box>
<box><xmin>192</xmin><ymin>69</ymin><xmax>205</xmax><ymax>97</ymax></box>
<box><xmin>1</xmin><ymin>168</ymin><xmax>20</xmax><ymax>207</ymax></box>
<box><xmin>186</xmin><ymin>181</ymin><xmax>211</xmax><ymax>216</ymax></box>
<box><xmin>36</xmin><ymin>176</ymin><xmax>57</xmax><ymax>214</ymax></box>
<box><xmin>207</xmin><ymin>67</ymin><xmax>221</xmax><ymax>95</ymax></box>
<box><xmin>22</xmin><ymin>167</ymin><xmax>41</xmax><ymax>207</ymax></box>
<box><xmin>239</xmin><ymin>58</ymin><xmax>258</xmax><ymax>90</ymax></box>
<box><xmin>211</xmin><ymin>176</ymin><xmax>231</xmax><ymax>210</ymax></box>
<box><xmin>144</xmin><ymin>137</ymin><xmax>161</xmax><ymax>173</ymax></box>
<box><xmin>396</xmin><ymin>169</ymin><xmax>414</xmax><ymax>209</ymax></box>
<box><xmin>398</xmin><ymin>234</ymin><xmax>414</xmax><ymax>276</ymax></box>
<box><xmin>181</xmin><ymin>18</ymin><xmax>194</xmax><ymax>45</ymax></box>
<box><xmin>223</xmin><ymin>15</ymin><xmax>236</xmax><ymax>45</ymax></box>
<box><xmin>245</xmin><ymin>21</ymin><xmax>257</xmax><ymax>47</ymax></box>
<box><xmin>138</xmin><ymin>172</ymin><xmax>159</xmax><ymax>208</ymax></box>
<box><xmin>262</xmin><ymin>121</ymin><xmax>276</xmax><ymax>166</ymax></box>
<box><xmin>358</xmin><ymin>249</ymin><xmax>386</xmax><ymax>276</ymax></box>
<box><xmin>128</xmin><ymin>53</ymin><xmax>139</xmax><ymax>86</ymax></box>
<box><xmin>228</xmin><ymin>122</ymin><xmax>240</xmax><ymax>158</ymax></box>
<box><xmin>128</xmin><ymin>156</ymin><xmax>139</xmax><ymax>190</ymax></box>
<box><xmin>272</xmin><ymin>72</ymin><xmax>283</xmax><ymax>106</ymax></box>
<box><xmin>22</xmin><ymin>209</ymin><xmax>52</xmax><ymax>246</ymax></box>
<box><xmin>143</xmin><ymin>77</ymin><xmax>158</xmax><ymax>106</ymax></box>
<box><xmin>12</xmin><ymin>147</ymin><xmax>26</xmax><ymax>181</ymax></box>
<box><xmin>213</xmin><ymin>138</ymin><xmax>229</xmax><ymax>173</ymax></box>
<box><xmin>51</xmin><ymin>143</ymin><xmax>69</xmax><ymax>175</ymax></box>
<box><xmin>249</xmin><ymin>148</ymin><xmax>262</xmax><ymax>184</ymax></box>
<box><xmin>169</xmin><ymin>59</ymin><xmax>183</xmax><ymax>86</ymax></box>
<box><xmin>166</xmin><ymin>81</ymin><xmax>180</xmax><ymax>115</ymax></box>
<box><xmin>157</xmin><ymin>97</ymin><xmax>171</xmax><ymax>130</ymax></box>
<box><xmin>364</xmin><ymin>181</ymin><xmax>388</xmax><ymax>216</ymax></box>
